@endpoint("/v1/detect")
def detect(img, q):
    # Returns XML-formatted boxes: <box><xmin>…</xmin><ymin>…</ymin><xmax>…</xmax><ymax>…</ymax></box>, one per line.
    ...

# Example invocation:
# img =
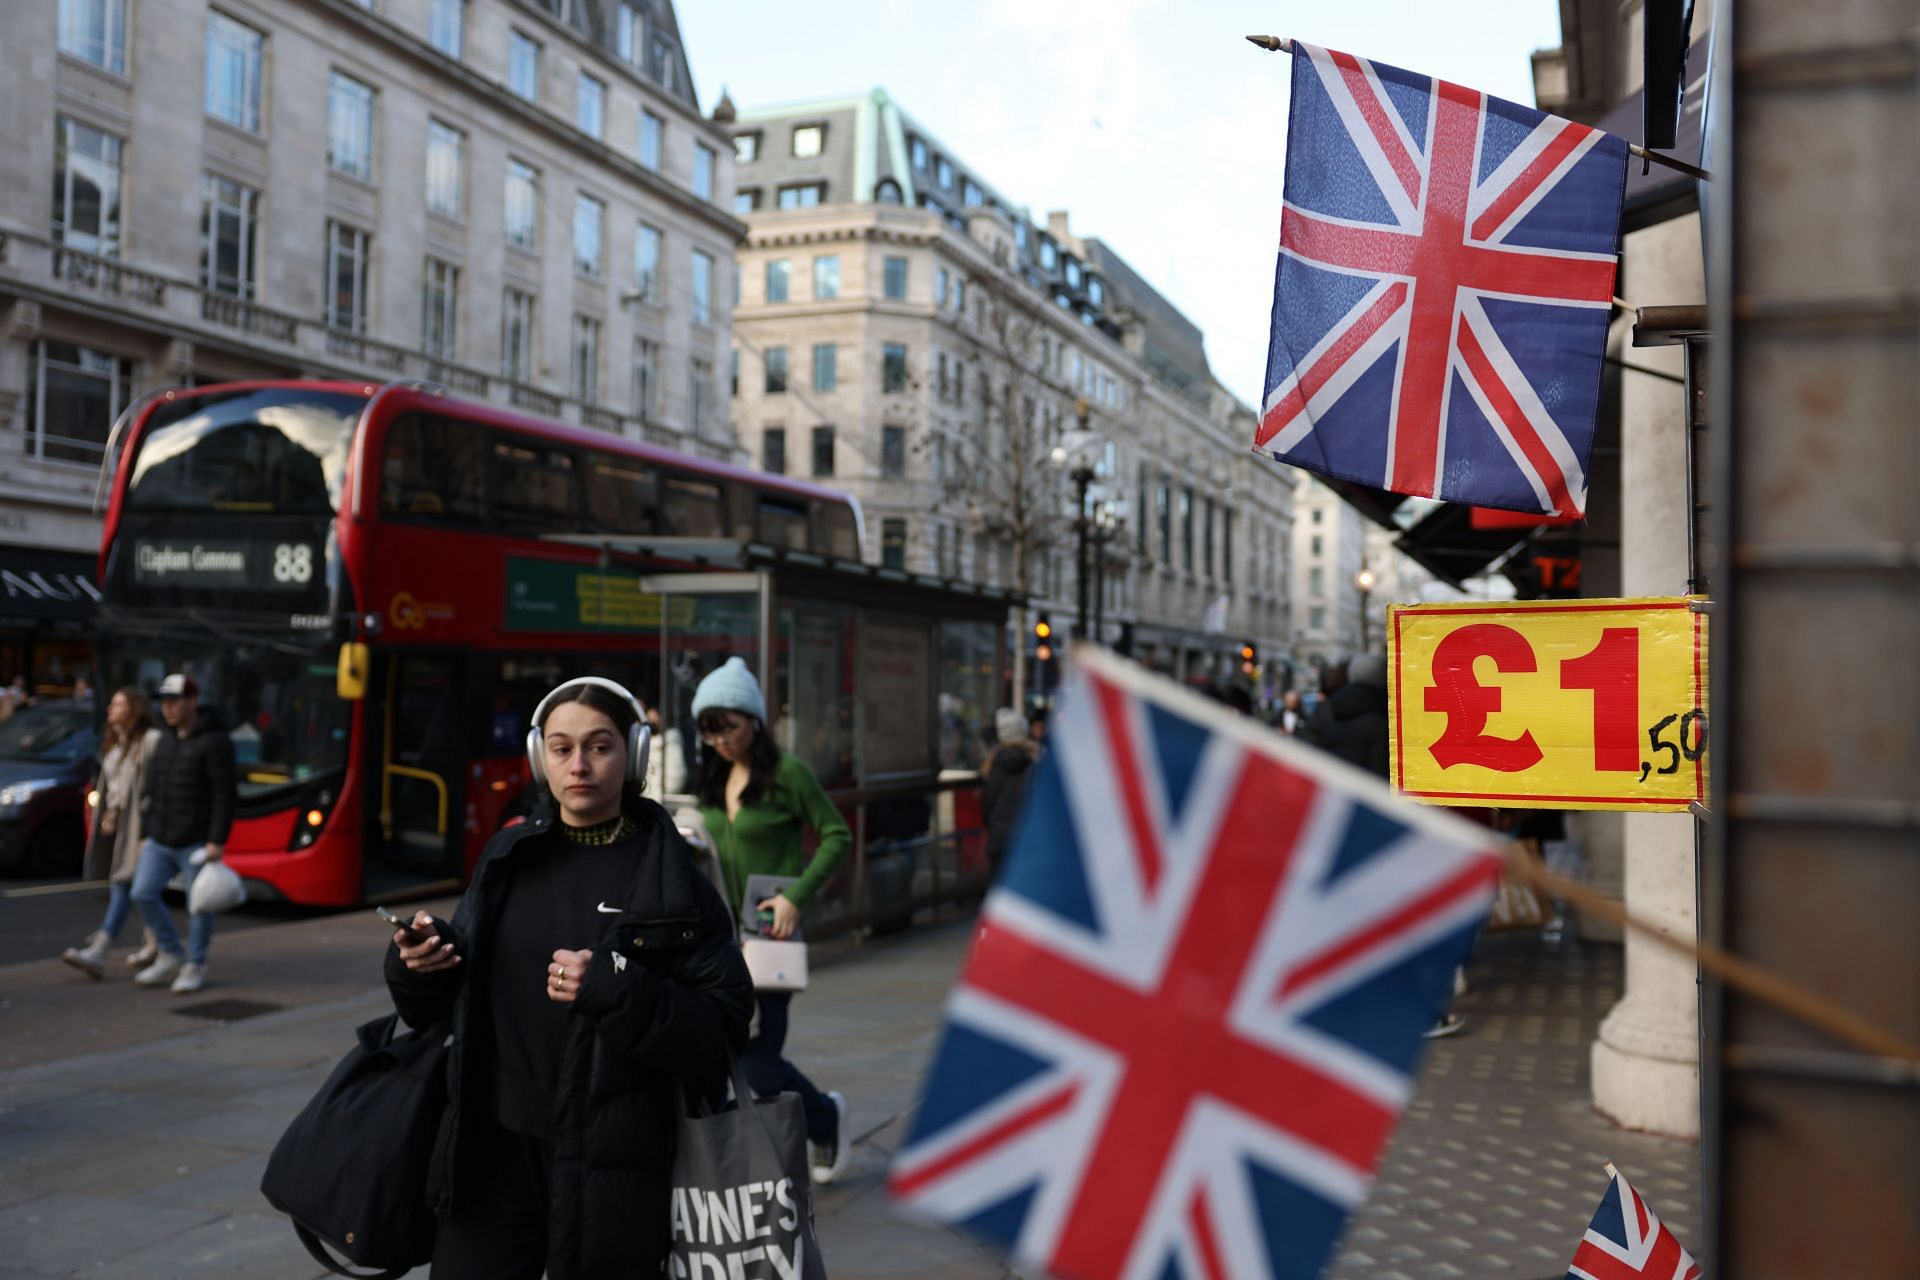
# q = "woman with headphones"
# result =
<box><xmin>385</xmin><ymin>677</ymin><xmax>753</xmax><ymax>1279</ymax></box>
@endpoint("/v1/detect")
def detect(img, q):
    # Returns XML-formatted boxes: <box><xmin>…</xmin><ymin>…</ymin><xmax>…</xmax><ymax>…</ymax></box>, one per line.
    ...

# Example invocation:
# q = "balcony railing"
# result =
<box><xmin>48</xmin><ymin>244</ymin><xmax>168</xmax><ymax>308</ymax></box>
<box><xmin>201</xmin><ymin>292</ymin><xmax>299</xmax><ymax>344</ymax></box>
<box><xmin>325</xmin><ymin>327</ymin><xmax>409</xmax><ymax>372</ymax></box>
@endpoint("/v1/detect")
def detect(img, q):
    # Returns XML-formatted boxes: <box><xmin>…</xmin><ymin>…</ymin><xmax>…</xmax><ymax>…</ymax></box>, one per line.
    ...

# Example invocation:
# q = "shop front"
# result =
<box><xmin>0</xmin><ymin>544</ymin><xmax>100</xmax><ymax>698</ymax></box>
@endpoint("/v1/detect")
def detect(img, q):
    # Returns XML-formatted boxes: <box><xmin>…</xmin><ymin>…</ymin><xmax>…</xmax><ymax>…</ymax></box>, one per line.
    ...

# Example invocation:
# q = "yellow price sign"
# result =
<box><xmin>1387</xmin><ymin>597</ymin><xmax>1707</xmax><ymax>811</ymax></box>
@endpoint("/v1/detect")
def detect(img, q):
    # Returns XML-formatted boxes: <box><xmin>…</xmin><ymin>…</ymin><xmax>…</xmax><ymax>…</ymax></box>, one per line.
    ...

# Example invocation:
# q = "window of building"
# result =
<box><xmin>811</xmin><ymin>425</ymin><xmax>834</xmax><ymax>477</ymax></box>
<box><xmin>791</xmin><ymin>124</ymin><xmax>823</xmax><ymax>157</ymax></box>
<box><xmin>812</xmin><ymin>255</ymin><xmax>839</xmax><ymax>300</ymax></box>
<box><xmin>633</xmin><ymin>336</ymin><xmax>657</xmax><ymax>417</ymax></box>
<box><xmin>1039</xmin><ymin>238</ymin><xmax>1057</xmax><ymax>271</ymax></box>
<box><xmin>421</xmin><ymin>257</ymin><xmax>459</xmax><ymax>358</ymax></box>
<box><xmin>762</xmin><ymin>427</ymin><xmax>786</xmax><ymax>475</ymax></box>
<box><xmin>328</xmin><ymin>73</ymin><xmax>378</xmax><ymax>180</ymax></box>
<box><xmin>1310</xmin><ymin>533</ymin><xmax>1322</xmax><ymax>556</ymax></box>
<box><xmin>1203</xmin><ymin>496</ymin><xmax>1215</xmax><ymax>577</ymax></box>
<box><xmin>734</xmin><ymin>132</ymin><xmax>759</xmax><ymax>164</ymax></box>
<box><xmin>428</xmin><ymin>0</ymin><xmax>463</xmax><ymax>57</ymax></box>
<box><xmin>1179</xmin><ymin>488</ymin><xmax>1194</xmax><ymax>572</ymax></box>
<box><xmin>615</xmin><ymin>2</ymin><xmax>641</xmax><ymax>65</ymax></box>
<box><xmin>25</xmin><ymin>340</ymin><xmax>131</xmax><ymax>465</ymax></box>
<box><xmin>576</xmin><ymin>72</ymin><xmax>605</xmax><ymax>139</ymax></box>
<box><xmin>59</xmin><ymin>0</ymin><xmax>127</xmax><ymax>74</ymax></box>
<box><xmin>325</xmin><ymin>221</ymin><xmax>371</xmax><ymax>333</ymax></box>
<box><xmin>1309</xmin><ymin>605</ymin><xmax>1326</xmax><ymax>630</ymax></box>
<box><xmin>935</xmin><ymin>157</ymin><xmax>953</xmax><ymax>190</ymax></box>
<box><xmin>573</xmin><ymin>193</ymin><xmax>604</xmax><ymax>277</ymax></box>
<box><xmin>1137</xmin><ymin>463</ymin><xmax>1151</xmax><ymax>559</ymax></box>
<box><xmin>954</xmin><ymin>277</ymin><xmax>966</xmax><ymax>317</ymax></box>
<box><xmin>52</xmin><ymin>117</ymin><xmax>122</xmax><ymax>257</ymax></box>
<box><xmin>425</xmin><ymin>120</ymin><xmax>464</xmax><ymax>219</ymax></box>
<box><xmin>810</xmin><ymin>344</ymin><xmax>836</xmax><ymax>392</ymax></box>
<box><xmin>1088</xmin><ymin>277</ymin><xmax>1105</xmax><ymax>308</ymax></box>
<box><xmin>633</xmin><ymin>221</ymin><xmax>662</xmax><ymax>302</ymax></box>
<box><xmin>1064</xmin><ymin>257</ymin><xmax>1082</xmax><ymax>289</ymax></box>
<box><xmin>777</xmin><ymin>183</ymin><xmax>824</xmax><ymax>209</ymax></box>
<box><xmin>502</xmin><ymin>286</ymin><xmax>535</xmax><ymax>381</ymax></box>
<box><xmin>764</xmin><ymin>258</ymin><xmax>789</xmax><ymax>303</ymax></box>
<box><xmin>505</xmin><ymin>159</ymin><xmax>538</xmax><ymax>250</ymax></box>
<box><xmin>201</xmin><ymin>174</ymin><xmax>258</xmax><ymax>298</ymax></box>
<box><xmin>690</xmin><ymin>357</ymin><xmax>712</xmax><ymax>434</ymax></box>
<box><xmin>692</xmin><ymin>143</ymin><xmax>715</xmax><ymax>201</ymax></box>
<box><xmin>1309</xmin><ymin>566</ymin><xmax>1324</xmax><ymax>595</ymax></box>
<box><xmin>1311</xmin><ymin>507</ymin><xmax>1323</xmax><ymax>525</ymax></box>
<box><xmin>962</xmin><ymin>179</ymin><xmax>982</xmax><ymax>207</ymax></box>
<box><xmin>910</xmin><ymin>136</ymin><xmax>928</xmax><ymax>169</ymax></box>
<box><xmin>935</xmin><ymin>267</ymin><xmax>948</xmax><ymax>307</ymax></box>
<box><xmin>733</xmin><ymin>189</ymin><xmax>760</xmax><ymax>215</ymax></box>
<box><xmin>881</xmin><ymin>425</ymin><xmax>906</xmax><ymax>479</ymax></box>
<box><xmin>637</xmin><ymin>110</ymin><xmax>663</xmax><ymax>170</ymax></box>
<box><xmin>690</xmin><ymin>250</ymin><xmax>712</xmax><ymax>325</ymax></box>
<box><xmin>205</xmin><ymin>12</ymin><xmax>265</xmax><ymax>131</ymax></box>
<box><xmin>1223</xmin><ymin>508</ymin><xmax>1234</xmax><ymax>584</ymax></box>
<box><xmin>571</xmin><ymin>313</ymin><xmax>600</xmax><ymax>404</ymax></box>
<box><xmin>507</xmin><ymin>30</ymin><xmax>539</xmax><ymax>101</ymax></box>
<box><xmin>881</xmin><ymin>518</ymin><xmax>907</xmax><ymax>569</ymax></box>
<box><xmin>882</xmin><ymin>343</ymin><xmax>908</xmax><ymax>393</ymax></box>
<box><xmin>647</xmin><ymin>33</ymin><xmax>676</xmax><ymax>89</ymax></box>
<box><xmin>883</xmin><ymin>256</ymin><xmax>908</xmax><ymax>301</ymax></box>
<box><xmin>763</xmin><ymin>346</ymin><xmax>787</xmax><ymax>394</ymax></box>
<box><xmin>1156</xmin><ymin>480</ymin><xmax>1171</xmax><ymax>563</ymax></box>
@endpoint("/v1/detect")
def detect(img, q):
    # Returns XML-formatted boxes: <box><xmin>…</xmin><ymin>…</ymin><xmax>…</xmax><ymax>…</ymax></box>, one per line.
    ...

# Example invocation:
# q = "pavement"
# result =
<box><xmin>0</xmin><ymin>905</ymin><xmax>1699</xmax><ymax>1279</ymax></box>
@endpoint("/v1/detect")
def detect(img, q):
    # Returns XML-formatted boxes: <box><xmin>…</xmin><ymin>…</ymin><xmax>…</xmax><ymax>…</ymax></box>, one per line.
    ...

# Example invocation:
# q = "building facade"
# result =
<box><xmin>1288</xmin><ymin>476</ymin><xmax>1369</xmax><ymax>669</ymax></box>
<box><xmin>0</xmin><ymin>0</ymin><xmax>740</xmax><ymax>691</ymax></box>
<box><xmin>725</xmin><ymin>89</ymin><xmax>1295</xmax><ymax>692</ymax></box>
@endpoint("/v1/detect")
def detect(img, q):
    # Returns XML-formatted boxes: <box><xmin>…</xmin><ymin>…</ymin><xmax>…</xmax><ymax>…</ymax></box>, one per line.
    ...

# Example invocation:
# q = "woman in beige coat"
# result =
<box><xmin>61</xmin><ymin>687</ymin><xmax>161</xmax><ymax>978</ymax></box>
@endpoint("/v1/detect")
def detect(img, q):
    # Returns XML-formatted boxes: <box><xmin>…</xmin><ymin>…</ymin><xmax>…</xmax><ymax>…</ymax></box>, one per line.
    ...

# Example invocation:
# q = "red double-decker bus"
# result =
<box><xmin>94</xmin><ymin>379</ymin><xmax>861</xmax><ymax>906</ymax></box>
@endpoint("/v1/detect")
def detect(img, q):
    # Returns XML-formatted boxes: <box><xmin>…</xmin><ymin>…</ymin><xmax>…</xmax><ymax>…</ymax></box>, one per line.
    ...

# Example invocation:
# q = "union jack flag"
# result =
<box><xmin>888</xmin><ymin>648</ymin><xmax>1503</xmax><ymax>1280</ymax></box>
<box><xmin>1255</xmin><ymin>42</ymin><xmax>1628</xmax><ymax>516</ymax></box>
<box><xmin>1567</xmin><ymin>1164</ymin><xmax>1702</xmax><ymax>1280</ymax></box>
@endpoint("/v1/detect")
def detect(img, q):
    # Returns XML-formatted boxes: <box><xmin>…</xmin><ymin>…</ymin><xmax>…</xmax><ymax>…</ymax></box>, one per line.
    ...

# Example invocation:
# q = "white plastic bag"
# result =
<box><xmin>187</xmin><ymin>857</ymin><xmax>247</xmax><ymax>914</ymax></box>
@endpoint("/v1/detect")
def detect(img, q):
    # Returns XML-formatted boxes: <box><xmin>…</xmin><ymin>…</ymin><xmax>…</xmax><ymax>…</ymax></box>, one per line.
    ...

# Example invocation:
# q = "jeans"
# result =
<box><xmin>741</xmin><ymin>991</ymin><xmax>837</xmax><ymax>1144</ymax></box>
<box><xmin>130</xmin><ymin>839</ymin><xmax>212</xmax><ymax>967</ymax></box>
<box><xmin>98</xmin><ymin>880</ymin><xmax>134</xmax><ymax>941</ymax></box>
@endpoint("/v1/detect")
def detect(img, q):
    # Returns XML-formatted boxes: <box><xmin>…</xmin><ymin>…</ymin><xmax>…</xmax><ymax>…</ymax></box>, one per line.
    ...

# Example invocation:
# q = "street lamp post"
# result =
<box><xmin>1050</xmin><ymin>401</ymin><xmax>1100</xmax><ymax>643</ymax></box>
<box><xmin>1355</xmin><ymin>563</ymin><xmax>1377</xmax><ymax>653</ymax></box>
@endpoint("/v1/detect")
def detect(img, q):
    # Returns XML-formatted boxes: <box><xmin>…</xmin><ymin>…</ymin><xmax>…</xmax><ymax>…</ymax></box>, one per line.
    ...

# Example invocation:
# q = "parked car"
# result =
<box><xmin>0</xmin><ymin>701</ymin><xmax>98</xmax><ymax>875</ymax></box>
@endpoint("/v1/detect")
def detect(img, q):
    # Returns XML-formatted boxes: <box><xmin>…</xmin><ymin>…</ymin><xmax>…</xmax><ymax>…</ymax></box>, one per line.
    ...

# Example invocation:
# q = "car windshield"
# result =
<box><xmin>0</xmin><ymin>702</ymin><xmax>96</xmax><ymax>763</ymax></box>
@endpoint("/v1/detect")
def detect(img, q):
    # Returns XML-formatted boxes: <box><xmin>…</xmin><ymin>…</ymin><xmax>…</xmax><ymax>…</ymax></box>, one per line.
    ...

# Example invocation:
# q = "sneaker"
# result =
<box><xmin>125</xmin><ymin>933</ymin><xmax>159</xmax><ymax>971</ymax></box>
<box><xmin>133</xmin><ymin>952</ymin><xmax>184</xmax><ymax>988</ymax></box>
<box><xmin>170</xmin><ymin>963</ymin><xmax>206</xmax><ymax>995</ymax></box>
<box><xmin>60</xmin><ymin>931</ymin><xmax>110</xmax><ymax>980</ymax></box>
<box><xmin>810</xmin><ymin>1091</ymin><xmax>852</xmax><ymax>1186</ymax></box>
<box><xmin>1422</xmin><ymin>1012</ymin><xmax>1467</xmax><ymax>1039</ymax></box>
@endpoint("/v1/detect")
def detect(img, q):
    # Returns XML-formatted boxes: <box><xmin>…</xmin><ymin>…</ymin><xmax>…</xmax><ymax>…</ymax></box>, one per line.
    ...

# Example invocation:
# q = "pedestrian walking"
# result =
<box><xmin>386</xmin><ymin>676</ymin><xmax>752</xmax><ymax>1279</ymax></box>
<box><xmin>1313</xmin><ymin>651</ymin><xmax>1390</xmax><ymax>778</ymax></box>
<box><xmin>130</xmin><ymin>673</ymin><xmax>236</xmax><ymax>994</ymax></box>
<box><xmin>642</xmin><ymin>702</ymin><xmax>687</xmax><ymax>799</ymax></box>
<box><xmin>60</xmin><ymin>686</ymin><xmax>162</xmax><ymax>978</ymax></box>
<box><xmin>692</xmin><ymin>656</ymin><xmax>855</xmax><ymax>1184</ymax></box>
<box><xmin>980</xmin><ymin>706</ymin><xmax>1041</xmax><ymax>875</ymax></box>
<box><xmin>1277</xmin><ymin>689</ymin><xmax>1305</xmax><ymax>735</ymax></box>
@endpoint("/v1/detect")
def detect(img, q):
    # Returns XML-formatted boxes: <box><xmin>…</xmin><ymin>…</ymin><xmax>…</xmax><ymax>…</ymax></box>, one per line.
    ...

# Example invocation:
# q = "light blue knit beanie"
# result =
<box><xmin>691</xmin><ymin>657</ymin><xmax>766</xmax><ymax>723</ymax></box>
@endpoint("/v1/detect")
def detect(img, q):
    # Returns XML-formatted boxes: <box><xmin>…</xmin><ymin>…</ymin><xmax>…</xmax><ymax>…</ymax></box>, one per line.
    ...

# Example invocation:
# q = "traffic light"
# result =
<box><xmin>1240</xmin><ymin>640</ymin><xmax>1258</xmax><ymax>675</ymax></box>
<box><xmin>1034</xmin><ymin>613</ymin><xmax>1054</xmax><ymax>663</ymax></box>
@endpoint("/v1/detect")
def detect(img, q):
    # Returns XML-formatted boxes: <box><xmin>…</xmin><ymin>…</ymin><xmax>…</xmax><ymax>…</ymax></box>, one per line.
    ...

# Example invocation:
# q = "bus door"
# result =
<box><xmin>365</xmin><ymin>651</ymin><xmax>467</xmax><ymax>898</ymax></box>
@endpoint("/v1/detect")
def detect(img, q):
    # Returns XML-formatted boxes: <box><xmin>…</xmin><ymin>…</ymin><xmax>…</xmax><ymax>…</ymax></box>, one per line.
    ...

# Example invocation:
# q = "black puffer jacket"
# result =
<box><xmin>385</xmin><ymin>799</ymin><xmax>754</xmax><ymax>1278</ymax></box>
<box><xmin>981</xmin><ymin>743</ymin><xmax>1040</xmax><ymax>870</ymax></box>
<box><xmin>1312</xmin><ymin>680</ymin><xmax>1391</xmax><ymax>779</ymax></box>
<box><xmin>144</xmin><ymin>713</ymin><xmax>236</xmax><ymax>848</ymax></box>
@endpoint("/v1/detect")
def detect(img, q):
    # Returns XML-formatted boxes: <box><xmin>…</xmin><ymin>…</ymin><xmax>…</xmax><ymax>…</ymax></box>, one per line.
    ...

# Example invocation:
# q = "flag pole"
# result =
<box><xmin>1501</xmin><ymin>842</ymin><xmax>1920</xmax><ymax>1064</ymax></box>
<box><xmin>1245</xmin><ymin>34</ymin><xmax>1715</xmax><ymax>182</ymax></box>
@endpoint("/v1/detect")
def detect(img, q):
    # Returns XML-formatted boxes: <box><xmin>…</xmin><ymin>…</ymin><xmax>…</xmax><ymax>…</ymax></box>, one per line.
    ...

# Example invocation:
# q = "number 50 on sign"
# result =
<box><xmin>1388</xmin><ymin>598</ymin><xmax>1707</xmax><ymax>812</ymax></box>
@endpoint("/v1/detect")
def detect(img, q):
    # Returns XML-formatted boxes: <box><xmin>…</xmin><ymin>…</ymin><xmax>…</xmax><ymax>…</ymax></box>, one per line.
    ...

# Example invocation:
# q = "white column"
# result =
<box><xmin>1590</xmin><ymin>212</ymin><xmax>1702</xmax><ymax>1138</ymax></box>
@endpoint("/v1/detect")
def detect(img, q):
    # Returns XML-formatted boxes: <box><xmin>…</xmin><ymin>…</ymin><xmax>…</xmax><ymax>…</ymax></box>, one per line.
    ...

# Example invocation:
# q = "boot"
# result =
<box><xmin>61</xmin><ymin>931</ymin><xmax>111</xmax><ymax>980</ymax></box>
<box><xmin>125</xmin><ymin>929</ymin><xmax>159</xmax><ymax>971</ymax></box>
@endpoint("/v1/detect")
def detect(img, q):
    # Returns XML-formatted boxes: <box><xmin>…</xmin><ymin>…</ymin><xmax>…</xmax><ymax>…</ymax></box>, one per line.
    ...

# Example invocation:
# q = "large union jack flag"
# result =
<box><xmin>1566</xmin><ymin>1164</ymin><xmax>1702</xmax><ymax>1280</ymax></box>
<box><xmin>1255</xmin><ymin>42</ymin><xmax>1627</xmax><ymax>516</ymax></box>
<box><xmin>889</xmin><ymin>649</ymin><xmax>1503</xmax><ymax>1280</ymax></box>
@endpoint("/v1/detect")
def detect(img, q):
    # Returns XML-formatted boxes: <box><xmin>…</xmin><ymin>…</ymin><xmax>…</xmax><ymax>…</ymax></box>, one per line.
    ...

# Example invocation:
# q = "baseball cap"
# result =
<box><xmin>157</xmin><ymin>673</ymin><xmax>198</xmax><ymax>699</ymax></box>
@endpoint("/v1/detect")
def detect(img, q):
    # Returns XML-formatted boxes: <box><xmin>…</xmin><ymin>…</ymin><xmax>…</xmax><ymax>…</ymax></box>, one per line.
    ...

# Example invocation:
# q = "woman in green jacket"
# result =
<box><xmin>692</xmin><ymin>657</ymin><xmax>854</xmax><ymax>1184</ymax></box>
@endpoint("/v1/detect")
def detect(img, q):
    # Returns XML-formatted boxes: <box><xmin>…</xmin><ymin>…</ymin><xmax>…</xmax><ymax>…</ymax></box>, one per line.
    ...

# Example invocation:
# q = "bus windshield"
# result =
<box><xmin>125</xmin><ymin>387</ymin><xmax>366</xmax><ymax>514</ymax></box>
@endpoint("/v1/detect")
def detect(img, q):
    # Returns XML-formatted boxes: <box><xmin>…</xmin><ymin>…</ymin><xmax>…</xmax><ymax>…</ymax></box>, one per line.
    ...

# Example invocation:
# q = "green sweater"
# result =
<box><xmin>699</xmin><ymin>753</ymin><xmax>851</xmax><ymax>911</ymax></box>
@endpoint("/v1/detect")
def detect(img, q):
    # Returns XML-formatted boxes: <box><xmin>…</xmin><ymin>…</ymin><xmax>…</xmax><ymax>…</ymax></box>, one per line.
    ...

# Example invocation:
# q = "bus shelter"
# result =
<box><xmin>542</xmin><ymin>535</ymin><xmax>1016</xmax><ymax>939</ymax></box>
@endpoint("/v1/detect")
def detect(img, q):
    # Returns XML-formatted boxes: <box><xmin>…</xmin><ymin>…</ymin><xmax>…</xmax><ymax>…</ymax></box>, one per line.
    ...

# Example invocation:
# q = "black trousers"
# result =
<box><xmin>431</xmin><ymin>1114</ymin><xmax>551</xmax><ymax>1279</ymax></box>
<box><xmin>739</xmin><ymin>990</ymin><xmax>836</xmax><ymax>1144</ymax></box>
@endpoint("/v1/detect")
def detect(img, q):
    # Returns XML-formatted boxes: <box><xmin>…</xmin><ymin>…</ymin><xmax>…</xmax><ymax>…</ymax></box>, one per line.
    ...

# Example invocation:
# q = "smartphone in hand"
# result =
<box><xmin>375</xmin><ymin>905</ymin><xmax>433</xmax><ymax>946</ymax></box>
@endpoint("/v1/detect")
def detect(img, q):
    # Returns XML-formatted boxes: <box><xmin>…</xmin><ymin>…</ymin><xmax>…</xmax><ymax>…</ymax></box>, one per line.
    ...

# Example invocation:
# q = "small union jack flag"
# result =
<box><xmin>1567</xmin><ymin>1163</ymin><xmax>1702</xmax><ymax>1280</ymax></box>
<box><xmin>1255</xmin><ymin>42</ymin><xmax>1627</xmax><ymax>516</ymax></box>
<box><xmin>888</xmin><ymin>648</ymin><xmax>1503</xmax><ymax>1280</ymax></box>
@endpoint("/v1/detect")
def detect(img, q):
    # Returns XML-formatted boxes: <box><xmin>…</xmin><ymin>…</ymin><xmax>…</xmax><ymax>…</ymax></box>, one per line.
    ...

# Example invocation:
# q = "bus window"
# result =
<box><xmin>756</xmin><ymin>494</ymin><xmax>810</xmax><ymax>549</ymax></box>
<box><xmin>491</xmin><ymin>438</ymin><xmax>580</xmax><ymax>534</ymax></box>
<box><xmin>381</xmin><ymin>413</ymin><xmax>486</xmax><ymax>524</ymax></box>
<box><xmin>126</xmin><ymin>387</ymin><xmax>364</xmax><ymax>513</ymax></box>
<box><xmin>583</xmin><ymin>453</ymin><xmax>660</xmax><ymax>535</ymax></box>
<box><xmin>659</xmin><ymin>474</ymin><xmax>725</xmax><ymax>537</ymax></box>
<box><xmin>815</xmin><ymin>502</ymin><xmax>860</xmax><ymax>559</ymax></box>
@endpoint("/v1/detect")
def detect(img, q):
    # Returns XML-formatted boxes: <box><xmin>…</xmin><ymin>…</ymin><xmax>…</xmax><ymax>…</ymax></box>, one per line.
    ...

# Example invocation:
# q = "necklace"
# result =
<box><xmin>562</xmin><ymin>815</ymin><xmax>638</xmax><ymax>846</ymax></box>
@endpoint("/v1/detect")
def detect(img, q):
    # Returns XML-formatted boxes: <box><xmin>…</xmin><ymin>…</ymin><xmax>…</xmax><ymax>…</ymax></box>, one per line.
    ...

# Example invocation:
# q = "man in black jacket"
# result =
<box><xmin>1311</xmin><ymin>652</ymin><xmax>1391</xmax><ymax>779</ymax></box>
<box><xmin>130</xmin><ymin>673</ymin><xmax>236</xmax><ymax>994</ymax></box>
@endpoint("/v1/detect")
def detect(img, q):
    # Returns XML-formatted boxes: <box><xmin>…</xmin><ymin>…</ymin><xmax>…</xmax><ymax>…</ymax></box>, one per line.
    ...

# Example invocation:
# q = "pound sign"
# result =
<box><xmin>1424</xmin><ymin>624</ymin><xmax>1545</xmax><ymax>772</ymax></box>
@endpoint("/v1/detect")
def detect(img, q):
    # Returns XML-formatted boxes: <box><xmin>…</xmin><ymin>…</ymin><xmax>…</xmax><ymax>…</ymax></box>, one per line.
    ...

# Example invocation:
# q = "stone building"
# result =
<box><xmin>1289</xmin><ymin>477</ymin><xmax>1370</xmax><ymax>670</ymax></box>
<box><xmin>725</xmin><ymin>88</ymin><xmax>1295</xmax><ymax>690</ymax></box>
<box><xmin>0</xmin><ymin>0</ymin><xmax>739</xmax><ymax>689</ymax></box>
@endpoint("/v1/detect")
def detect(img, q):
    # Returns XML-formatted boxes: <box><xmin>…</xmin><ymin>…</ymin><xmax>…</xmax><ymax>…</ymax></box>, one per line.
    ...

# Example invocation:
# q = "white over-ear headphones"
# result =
<box><xmin>526</xmin><ymin>677</ymin><xmax>653</xmax><ymax>791</ymax></box>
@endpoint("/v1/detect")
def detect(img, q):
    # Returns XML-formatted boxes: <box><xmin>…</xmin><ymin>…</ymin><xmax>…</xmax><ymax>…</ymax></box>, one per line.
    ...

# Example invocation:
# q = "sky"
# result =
<box><xmin>678</xmin><ymin>0</ymin><xmax>1566</xmax><ymax>410</ymax></box>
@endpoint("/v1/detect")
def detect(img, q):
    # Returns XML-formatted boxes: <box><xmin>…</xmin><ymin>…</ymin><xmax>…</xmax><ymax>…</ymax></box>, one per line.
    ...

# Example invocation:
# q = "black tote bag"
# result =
<box><xmin>669</xmin><ymin>1057</ymin><xmax>827</xmax><ymax>1280</ymax></box>
<box><xmin>260</xmin><ymin>1011</ymin><xmax>449</xmax><ymax>1279</ymax></box>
